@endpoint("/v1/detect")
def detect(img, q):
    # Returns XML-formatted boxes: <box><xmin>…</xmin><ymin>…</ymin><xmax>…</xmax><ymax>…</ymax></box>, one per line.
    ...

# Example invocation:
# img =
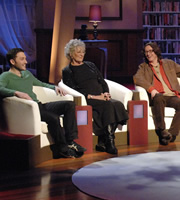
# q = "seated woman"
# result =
<box><xmin>62</xmin><ymin>39</ymin><xmax>129</xmax><ymax>155</ymax></box>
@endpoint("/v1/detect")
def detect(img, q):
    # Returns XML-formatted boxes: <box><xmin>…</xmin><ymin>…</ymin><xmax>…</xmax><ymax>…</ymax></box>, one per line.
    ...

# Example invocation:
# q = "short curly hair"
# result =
<box><xmin>64</xmin><ymin>39</ymin><xmax>86</xmax><ymax>60</ymax></box>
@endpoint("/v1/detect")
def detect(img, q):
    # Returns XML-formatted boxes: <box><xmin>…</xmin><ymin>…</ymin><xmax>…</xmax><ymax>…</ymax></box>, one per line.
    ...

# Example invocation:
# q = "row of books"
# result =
<box><xmin>143</xmin><ymin>13</ymin><xmax>180</xmax><ymax>26</ymax></box>
<box><xmin>159</xmin><ymin>41</ymin><xmax>180</xmax><ymax>54</ymax></box>
<box><xmin>143</xmin><ymin>40</ymin><xmax>180</xmax><ymax>55</ymax></box>
<box><xmin>143</xmin><ymin>27</ymin><xmax>180</xmax><ymax>40</ymax></box>
<box><xmin>143</xmin><ymin>0</ymin><xmax>180</xmax><ymax>12</ymax></box>
<box><xmin>162</xmin><ymin>55</ymin><xmax>180</xmax><ymax>64</ymax></box>
<box><xmin>142</xmin><ymin>0</ymin><xmax>180</xmax><ymax>64</ymax></box>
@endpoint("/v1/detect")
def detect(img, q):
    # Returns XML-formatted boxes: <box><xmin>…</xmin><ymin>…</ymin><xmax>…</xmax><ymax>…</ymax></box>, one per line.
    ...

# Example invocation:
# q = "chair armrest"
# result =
<box><xmin>3</xmin><ymin>97</ymin><xmax>42</xmax><ymax>135</ymax></box>
<box><xmin>135</xmin><ymin>77</ymin><xmax>180</xmax><ymax>102</ymax></box>
<box><xmin>58</xmin><ymin>81</ymin><xmax>87</xmax><ymax>106</ymax></box>
<box><xmin>135</xmin><ymin>86</ymin><xmax>149</xmax><ymax>103</ymax></box>
<box><xmin>135</xmin><ymin>85</ymin><xmax>175</xmax><ymax>117</ymax></box>
<box><xmin>178</xmin><ymin>77</ymin><xmax>180</xmax><ymax>84</ymax></box>
<box><xmin>73</xmin><ymin>96</ymin><xmax>82</xmax><ymax>106</ymax></box>
<box><xmin>33</xmin><ymin>86</ymin><xmax>73</xmax><ymax>103</ymax></box>
<box><xmin>135</xmin><ymin>86</ymin><xmax>151</xmax><ymax>116</ymax></box>
<box><xmin>105</xmin><ymin>79</ymin><xmax>133</xmax><ymax>109</ymax></box>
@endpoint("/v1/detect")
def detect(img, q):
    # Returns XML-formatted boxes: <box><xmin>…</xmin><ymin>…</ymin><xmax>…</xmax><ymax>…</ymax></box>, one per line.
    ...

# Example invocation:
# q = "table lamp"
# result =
<box><xmin>89</xmin><ymin>5</ymin><xmax>102</xmax><ymax>40</ymax></box>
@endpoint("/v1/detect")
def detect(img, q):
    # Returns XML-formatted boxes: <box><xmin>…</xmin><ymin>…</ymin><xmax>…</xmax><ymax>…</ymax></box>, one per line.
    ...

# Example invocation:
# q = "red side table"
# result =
<box><xmin>128</xmin><ymin>100</ymin><xmax>148</xmax><ymax>146</ymax></box>
<box><xmin>75</xmin><ymin>105</ymin><xmax>93</xmax><ymax>153</ymax></box>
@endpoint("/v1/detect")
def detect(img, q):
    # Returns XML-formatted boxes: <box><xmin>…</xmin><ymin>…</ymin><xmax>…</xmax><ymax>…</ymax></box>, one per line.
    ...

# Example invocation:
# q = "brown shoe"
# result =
<box><xmin>156</xmin><ymin>130</ymin><xmax>172</xmax><ymax>146</ymax></box>
<box><xmin>161</xmin><ymin>130</ymin><xmax>172</xmax><ymax>139</ymax></box>
<box><xmin>170</xmin><ymin>135</ymin><xmax>176</xmax><ymax>143</ymax></box>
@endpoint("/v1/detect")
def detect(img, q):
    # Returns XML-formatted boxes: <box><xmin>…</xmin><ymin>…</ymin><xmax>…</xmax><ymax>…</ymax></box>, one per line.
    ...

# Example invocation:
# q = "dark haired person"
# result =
<box><xmin>0</xmin><ymin>48</ymin><xmax>86</xmax><ymax>158</ymax></box>
<box><xmin>134</xmin><ymin>42</ymin><xmax>180</xmax><ymax>145</ymax></box>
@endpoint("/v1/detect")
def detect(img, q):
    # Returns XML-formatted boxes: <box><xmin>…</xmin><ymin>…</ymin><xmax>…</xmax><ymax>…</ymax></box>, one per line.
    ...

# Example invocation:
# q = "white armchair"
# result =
<box><xmin>135</xmin><ymin>78</ymin><xmax>180</xmax><ymax>131</ymax></box>
<box><xmin>2</xmin><ymin>86</ymin><xmax>74</xmax><ymax>148</ymax></box>
<box><xmin>58</xmin><ymin>79</ymin><xmax>133</xmax><ymax>133</ymax></box>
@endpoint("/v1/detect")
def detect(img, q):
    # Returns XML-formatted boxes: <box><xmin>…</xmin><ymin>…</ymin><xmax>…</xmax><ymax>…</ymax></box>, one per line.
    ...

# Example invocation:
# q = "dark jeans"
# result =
<box><xmin>151</xmin><ymin>94</ymin><xmax>180</xmax><ymax>136</ymax></box>
<box><xmin>38</xmin><ymin>101</ymin><xmax>78</xmax><ymax>152</ymax></box>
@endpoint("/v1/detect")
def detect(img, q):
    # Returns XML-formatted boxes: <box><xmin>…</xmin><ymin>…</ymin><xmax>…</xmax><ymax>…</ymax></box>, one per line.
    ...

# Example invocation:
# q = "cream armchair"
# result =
<box><xmin>2</xmin><ymin>86</ymin><xmax>74</xmax><ymax>148</ymax></box>
<box><xmin>58</xmin><ymin>79</ymin><xmax>133</xmax><ymax>133</ymax></box>
<box><xmin>135</xmin><ymin>78</ymin><xmax>180</xmax><ymax>131</ymax></box>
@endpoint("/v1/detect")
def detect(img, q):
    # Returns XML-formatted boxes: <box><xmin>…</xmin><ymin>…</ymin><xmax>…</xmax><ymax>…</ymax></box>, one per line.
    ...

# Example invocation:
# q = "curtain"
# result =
<box><xmin>0</xmin><ymin>0</ymin><xmax>36</xmax><ymax>63</ymax></box>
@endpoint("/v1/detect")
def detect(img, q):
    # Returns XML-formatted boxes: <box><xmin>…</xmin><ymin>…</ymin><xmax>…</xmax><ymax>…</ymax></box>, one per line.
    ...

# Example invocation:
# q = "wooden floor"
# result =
<box><xmin>0</xmin><ymin>141</ymin><xmax>179</xmax><ymax>200</ymax></box>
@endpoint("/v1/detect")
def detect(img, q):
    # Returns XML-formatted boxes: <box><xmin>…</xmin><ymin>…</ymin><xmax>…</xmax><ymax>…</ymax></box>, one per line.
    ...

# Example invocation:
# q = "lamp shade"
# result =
<box><xmin>89</xmin><ymin>5</ymin><xmax>102</xmax><ymax>22</ymax></box>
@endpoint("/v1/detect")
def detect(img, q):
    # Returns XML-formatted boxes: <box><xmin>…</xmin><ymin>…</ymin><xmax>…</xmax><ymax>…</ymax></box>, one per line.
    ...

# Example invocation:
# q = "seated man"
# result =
<box><xmin>134</xmin><ymin>42</ymin><xmax>180</xmax><ymax>145</ymax></box>
<box><xmin>0</xmin><ymin>48</ymin><xmax>86</xmax><ymax>158</ymax></box>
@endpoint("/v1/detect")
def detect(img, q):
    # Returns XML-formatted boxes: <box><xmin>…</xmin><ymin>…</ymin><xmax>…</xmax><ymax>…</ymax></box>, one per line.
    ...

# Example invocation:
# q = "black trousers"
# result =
<box><xmin>151</xmin><ymin>94</ymin><xmax>180</xmax><ymax>136</ymax></box>
<box><xmin>38</xmin><ymin>101</ymin><xmax>78</xmax><ymax>152</ymax></box>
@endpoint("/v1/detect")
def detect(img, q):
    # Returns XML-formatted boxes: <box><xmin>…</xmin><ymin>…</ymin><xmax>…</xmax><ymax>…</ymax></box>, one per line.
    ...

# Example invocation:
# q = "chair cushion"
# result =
<box><xmin>41</xmin><ymin>117</ymin><xmax>64</xmax><ymax>134</ymax></box>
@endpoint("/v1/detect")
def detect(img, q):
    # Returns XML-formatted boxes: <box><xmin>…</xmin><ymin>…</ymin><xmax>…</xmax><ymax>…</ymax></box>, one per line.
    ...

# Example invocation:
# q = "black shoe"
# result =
<box><xmin>68</xmin><ymin>141</ymin><xmax>87</xmax><ymax>153</ymax></box>
<box><xmin>75</xmin><ymin>151</ymin><xmax>84</xmax><ymax>158</ymax></box>
<box><xmin>51</xmin><ymin>145</ymin><xmax>79</xmax><ymax>159</ymax></box>
<box><xmin>59</xmin><ymin>148</ymin><xmax>78</xmax><ymax>158</ymax></box>
<box><xmin>96</xmin><ymin>135</ymin><xmax>106</xmax><ymax>152</ymax></box>
<box><xmin>50</xmin><ymin>144</ymin><xmax>62</xmax><ymax>159</ymax></box>
<box><xmin>104</xmin><ymin>126</ymin><xmax>118</xmax><ymax>154</ymax></box>
<box><xmin>105</xmin><ymin>134</ymin><xmax>117</xmax><ymax>155</ymax></box>
<box><xmin>95</xmin><ymin>144</ymin><xmax>106</xmax><ymax>152</ymax></box>
<box><xmin>170</xmin><ymin>135</ymin><xmax>176</xmax><ymax>143</ymax></box>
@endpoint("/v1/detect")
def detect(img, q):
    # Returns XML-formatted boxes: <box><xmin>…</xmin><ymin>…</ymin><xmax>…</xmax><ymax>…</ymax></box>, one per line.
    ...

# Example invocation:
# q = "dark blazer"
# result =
<box><xmin>62</xmin><ymin>61</ymin><xmax>109</xmax><ymax>98</ymax></box>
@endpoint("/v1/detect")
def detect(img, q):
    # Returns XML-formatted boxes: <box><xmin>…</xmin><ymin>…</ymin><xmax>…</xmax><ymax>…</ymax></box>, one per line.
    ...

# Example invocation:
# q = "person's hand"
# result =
<box><xmin>103</xmin><ymin>92</ymin><xmax>111</xmax><ymax>101</ymax></box>
<box><xmin>55</xmin><ymin>86</ymin><xmax>67</xmax><ymax>96</ymax></box>
<box><xmin>98</xmin><ymin>93</ymin><xmax>107</xmax><ymax>101</ymax></box>
<box><xmin>88</xmin><ymin>93</ymin><xmax>110</xmax><ymax>101</ymax></box>
<box><xmin>14</xmin><ymin>91</ymin><xmax>32</xmax><ymax>100</ymax></box>
<box><xmin>151</xmin><ymin>89</ymin><xmax>159</xmax><ymax>99</ymax></box>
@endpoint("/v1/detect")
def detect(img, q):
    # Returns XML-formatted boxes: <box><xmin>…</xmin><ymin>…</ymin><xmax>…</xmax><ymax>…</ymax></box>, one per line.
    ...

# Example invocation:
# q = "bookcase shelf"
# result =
<box><xmin>143</xmin><ymin>39</ymin><xmax>180</xmax><ymax>42</ymax></box>
<box><xmin>143</xmin><ymin>11</ymin><xmax>180</xmax><ymax>14</ymax></box>
<box><xmin>143</xmin><ymin>26</ymin><xmax>179</xmax><ymax>28</ymax></box>
<box><xmin>142</xmin><ymin>0</ymin><xmax>180</xmax><ymax>64</ymax></box>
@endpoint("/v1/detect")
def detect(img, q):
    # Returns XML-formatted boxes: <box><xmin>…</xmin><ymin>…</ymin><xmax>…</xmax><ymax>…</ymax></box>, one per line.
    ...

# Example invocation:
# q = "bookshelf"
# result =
<box><xmin>142</xmin><ymin>0</ymin><xmax>180</xmax><ymax>64</ymax></box>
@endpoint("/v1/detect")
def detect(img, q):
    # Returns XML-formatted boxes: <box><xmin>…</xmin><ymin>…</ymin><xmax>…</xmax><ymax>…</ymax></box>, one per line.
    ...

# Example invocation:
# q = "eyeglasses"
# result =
<box><xmin>145</xmin><ymin>50</ymin><xmax>154</xmax><ymax>55</ymax></box>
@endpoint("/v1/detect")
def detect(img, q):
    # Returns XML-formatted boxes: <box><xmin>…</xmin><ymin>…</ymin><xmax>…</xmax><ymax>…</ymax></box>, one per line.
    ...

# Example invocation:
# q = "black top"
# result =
<box><xmin>63</xmin><ymin>61</ymin><xmax>129</xmax><ymax>132</ymax></box>
<box><xmin>63</xmin><ymin>61</ymin><xmax>109</xmax><ymax>98</ymax></box>
<box><xmin>69</xmin><ymin>63</ymin><xmax>104</xmax><ymax>95</ymax></box>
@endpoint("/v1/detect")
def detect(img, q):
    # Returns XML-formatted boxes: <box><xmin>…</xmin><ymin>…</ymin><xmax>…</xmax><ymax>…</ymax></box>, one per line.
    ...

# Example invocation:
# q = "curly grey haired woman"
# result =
<box><xmin>62</xmin><ymin>39</ymin><xmax>129</xmax><ymax>155</ymax></box>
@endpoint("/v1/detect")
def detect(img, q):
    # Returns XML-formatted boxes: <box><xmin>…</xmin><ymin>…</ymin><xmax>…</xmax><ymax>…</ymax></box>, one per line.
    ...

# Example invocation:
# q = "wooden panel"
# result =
<box><xmin>35</xmin><ymin>29</ymin><xmax>144</xmax><ymax>84</ymax></box>
<box><xmin>35</xmin><ymin>29</ymin><xmax>53</xmax><ymax>82</ymax></box>
<box><xmin>0</xmin><ymin>135</ymin><xmax>41</xmax><ymax>170</ymax></box>
<box><xmin>74</xmin><ymin>29</ymin><xmax>144</xmax><ymax>84</ymax></box>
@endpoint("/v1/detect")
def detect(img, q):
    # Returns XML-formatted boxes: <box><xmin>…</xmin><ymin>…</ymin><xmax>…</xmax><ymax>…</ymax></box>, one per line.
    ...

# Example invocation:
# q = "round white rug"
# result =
<box><xmin>72</xmin><ymin>151</ymin><xmax>180</xmax><ymax>200</ymax></box>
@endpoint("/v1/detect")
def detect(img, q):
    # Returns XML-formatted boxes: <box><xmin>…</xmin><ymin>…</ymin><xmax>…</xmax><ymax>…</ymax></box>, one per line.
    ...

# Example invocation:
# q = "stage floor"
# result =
<box><xmin>0</xmin><ymin>141</ymin><xmax>179</xmax><ymax>200</ymax></box>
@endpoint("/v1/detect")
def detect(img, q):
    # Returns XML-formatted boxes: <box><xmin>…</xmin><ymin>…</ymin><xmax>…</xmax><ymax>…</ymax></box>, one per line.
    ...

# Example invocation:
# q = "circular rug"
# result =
<box><xmin>72</xmin><ymin>151</ymin><xmax>180</xmax><ymax>200</ymax></box>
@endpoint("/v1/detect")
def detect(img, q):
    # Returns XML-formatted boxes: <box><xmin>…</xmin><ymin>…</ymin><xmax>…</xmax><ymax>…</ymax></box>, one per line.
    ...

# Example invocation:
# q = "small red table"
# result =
<box><xmin>75</xmin><ymin>105</ymin><xmax>93</xmax><ymax>154</ymax></box>
<box><xmin>128</xmin><ymin>100</ymin><xmax>148</xmax><ymax>146</ymax></box>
